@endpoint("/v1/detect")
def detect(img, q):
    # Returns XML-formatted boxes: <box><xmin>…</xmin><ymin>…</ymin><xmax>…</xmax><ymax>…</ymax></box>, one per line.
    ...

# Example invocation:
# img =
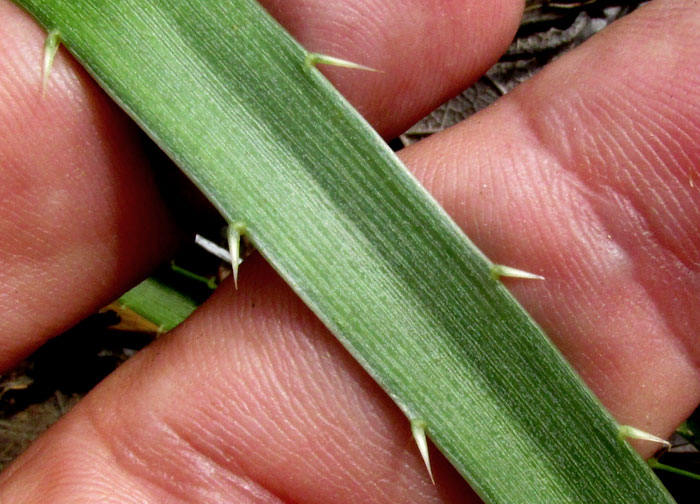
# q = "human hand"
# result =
<box><xmin>0</xmin><ymin>0</ymin><xmax>698</xmax><ymax>502</ymax></box>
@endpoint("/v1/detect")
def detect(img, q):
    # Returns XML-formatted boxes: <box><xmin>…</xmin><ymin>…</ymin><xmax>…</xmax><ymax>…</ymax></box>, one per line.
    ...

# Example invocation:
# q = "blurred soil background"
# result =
<box><xmin>2</xmin><ymin>1</ymin><xmax>698</xmax><ymax>500</ymax></box>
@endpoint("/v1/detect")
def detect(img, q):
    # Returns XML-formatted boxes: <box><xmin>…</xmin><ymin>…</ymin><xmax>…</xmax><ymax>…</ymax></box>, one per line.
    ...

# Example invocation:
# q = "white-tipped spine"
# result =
<box><xmin>491</xmin><ymin>264</ymin><xmax>544</xmax><ymax>281</ymax></box>
<box><xmin>618</xmin><ymin>425</ymin><xmax>671</xmax><ymax>450</ymax></box>
<box><xmin>227</xmin><ymin>222</ymin><xmax>246</xmax><ymax>289</ymax></box>
<box><xmin>305</xmin><ymin>52</ymin><xmax>379</xmax><ymax>73</ymax></box>
<box><xmin>42</xmin><ymin>29</ymin><xmax>62</xmax><ymax>95</ymax></box>
<box><xmin>411</xmin><ymin>419</ymin><xmax>434</xmax><ymax>485</ymax></box>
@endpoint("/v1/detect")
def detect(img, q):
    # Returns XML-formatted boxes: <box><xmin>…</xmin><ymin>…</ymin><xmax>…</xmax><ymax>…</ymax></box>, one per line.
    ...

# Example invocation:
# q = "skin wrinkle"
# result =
<box><xmin>530</xmin><ymin>153</ymin><xmax>612</xmax><ymax>277</ymax></box>
<box><xmin>257</xmin><ymin>328</ymin><xmax>401</xmax><ymax>499</ymax></box>
<box><xmin>0</xmin><ymin>417</ymin><xmax>155</xmax><ymax>503</ymax></box>
<box><xmin>87</xmin><ymin>385</ymin><xmax>250</xmax><ymax>504</ymax></box>
<box><xmin>270</xmin><ymin>342</ymin><xmax>338</xmax><ymax>443</ymax></box>
<box><xmin>537</xmin><ymin>170</ymin><xmax>684</xmax><ymax>414</ymax></box>
<box><xmin>239</xmin><ymin>276</ymin><xmax>444</xmax><ymax>499</ymax></box>
<box><xmin>595</xmin><ymin>104</ymin><xmax>653</xmax><ymax>183</ymax></box>
<box><xmin>627</xmin><ymin>108</ymin><xmax>680</xmax><ymax>175</ymax></box>
<box><xmin>322</xmin><ymin>367</ymin><xmax>405</xmax><ymax>469</ymax></box>
<box><xmin>392</xmin><ymin>1</ymin><xmax>692</xmax><ymax>442</ymax></box>
<box><xmin>528</xmin><ymin>16</ymin><xmax>700</xmax><ymax>269</ymax></box>
<box><xmin>659</xmin><ymin>94</ymin><xmax>700</xmax><ymax>161</ymax></box>
<box><xmin>158</xmin><ymin>416</ymin><xmax>294</xmax><ymax>504</ymax></box>
<box><xmin>627</xmin><ymin>135</ymin><xmax>689</xmax><ymax>239</ymax></box>
<box><xmin>578</xmin><ymin>148</ymin><xmax>700</xmax><ymax>370</ymax></box>
<box><xmin>598</xmin><ymin>107</ymin><xmax>676</xmax><ymax>218</ymax></box>
<box><xmin>497</xmin><ymin>25</ymin><xmax>700</xmax><ymax>388</ymax></box>
<box><xmin>620</xmin><ymin>105</ymin><xmax>700</xmax><ymax>264</ymax></box>
<box><xmin>90</xmin><ymin>415</ymin><xmax>217</xmax><ymax>502</ymax></box>
<box><xmin>164</xmin><ymin>288</ymin><xmax>392</xmax><ymax>503</ymax></box>
<box><xmin>0</xmin><ymin>41</ymin><xmax>36</xmax><ymax>106</ymax></box>
<box><xmin>268</xmin><ymin>393</ymin><xmax>321</xmax><ymax>470</ymax></box>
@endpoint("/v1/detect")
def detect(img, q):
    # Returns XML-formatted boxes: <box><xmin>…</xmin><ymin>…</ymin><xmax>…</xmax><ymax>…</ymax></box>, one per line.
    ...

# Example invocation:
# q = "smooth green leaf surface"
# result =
<box><xmin>118</xmin><ymin>276</ymin><xmax>200</xmax><ymax>332</ymax></box>
<box><xmin>14</xmin><ymin>1</ymin><xmax>675</xmax><ymax>502</ymax></box>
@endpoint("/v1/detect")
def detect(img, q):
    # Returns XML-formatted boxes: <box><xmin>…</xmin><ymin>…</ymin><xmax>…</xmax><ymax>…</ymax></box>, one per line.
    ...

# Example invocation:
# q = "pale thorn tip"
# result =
<box><xmin>227</xmin><ymin>222</ymin><xmax>246</xmax><ymax>289</ymax></box>
<box><xmin>490</xmin><ymin>264</ymin><xmax>544</xmax><ymax>281</ymax></box>
<box><xmin>305</xmin><ymin>52</ymin><xmax>380</xmax><ymax>73</ymax></box>
<box><xmin>411</xmin><ymin>419</ymin><xmax>434</xmax><ymax>485</ymax></box>
<box><xmin>618</xmin><ymin>425</ymin><xmax>672</xmax><ymax>450</ymax></box>
<box><xmin>42</xmin><ymin>29</ymin><xmax>62</xmax><ymax>95</ymax></box>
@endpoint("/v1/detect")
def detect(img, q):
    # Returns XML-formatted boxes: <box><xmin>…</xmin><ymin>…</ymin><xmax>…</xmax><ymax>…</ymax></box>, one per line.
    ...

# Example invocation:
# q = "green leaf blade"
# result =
<box><xmin>15</xmin><ymin>0</ymin><xmax>675</xmax><ymax>502</ymax></box>
<box><xmin>118</xmin><ymin>276</ymin><xmax>199</xmax><ymax>332</ymax></box>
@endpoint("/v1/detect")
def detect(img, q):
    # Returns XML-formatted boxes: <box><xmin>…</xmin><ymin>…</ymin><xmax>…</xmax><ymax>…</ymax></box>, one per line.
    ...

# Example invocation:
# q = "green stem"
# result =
<box><xmin>170</xmin><ymin>262</ymin><xmax>217</xmax><ymax>290</ymax></box>
<box><xmin>649</xmin><ymin>458</ymin><xmax>700</xmax><ymax>482</ymax></box>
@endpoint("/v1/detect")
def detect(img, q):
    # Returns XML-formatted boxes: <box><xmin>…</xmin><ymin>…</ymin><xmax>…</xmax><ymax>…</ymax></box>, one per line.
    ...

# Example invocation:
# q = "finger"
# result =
<box><xmin>0</xmin><ymin>1</ymin><xmax>183</xmax><ymax>370</ymax></box>
<box><xmin>0</xmin><ymin>259</ymin><xmax>477</xmax><ymax>503</ymax></box>
<box><xmin>0</xmin><ymin>0</ymin><xmax>523</xmax><ymax>371</ymax></box>
<box><xmin>400</xmin><ymin>0</ymin><xmax>700</xmax><ymax>449</ymax></box>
